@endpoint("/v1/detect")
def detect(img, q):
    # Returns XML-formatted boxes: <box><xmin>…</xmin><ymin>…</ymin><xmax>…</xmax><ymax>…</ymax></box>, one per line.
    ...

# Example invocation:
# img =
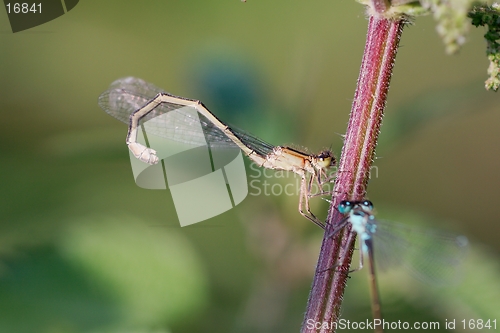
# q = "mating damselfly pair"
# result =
<box><xmin>99</xmin><ymin>77</ymin><xmax>468</xmax><ymax>330</ymax></box>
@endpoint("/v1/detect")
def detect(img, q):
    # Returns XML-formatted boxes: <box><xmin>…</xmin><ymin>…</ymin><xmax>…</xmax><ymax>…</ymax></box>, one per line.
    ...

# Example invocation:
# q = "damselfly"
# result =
<box><xmin>331</xmin><ymin>200</ymin><xmax>468</xmax><ymax>332</ymax></box>
<box><xmin>98</xmin><ymin>77</ymin><xmax>336</xmax><ymax>227</ymax></box>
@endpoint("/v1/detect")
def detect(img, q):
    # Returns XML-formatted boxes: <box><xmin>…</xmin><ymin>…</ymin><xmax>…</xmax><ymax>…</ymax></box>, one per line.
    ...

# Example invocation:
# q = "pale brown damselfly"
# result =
<box><xmin>99</xmin><ymin>77</ymin><xmax>336</xmax><ymax>228</ymax></box>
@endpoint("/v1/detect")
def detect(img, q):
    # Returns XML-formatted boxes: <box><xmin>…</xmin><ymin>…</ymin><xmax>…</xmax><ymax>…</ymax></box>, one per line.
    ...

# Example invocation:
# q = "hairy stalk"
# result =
<box><xmin>301</xmin><ymin>16</ymin><xmax>405</xmax><ymax>333</ymax></box>
<box><xmin>372</xmin><ymin>0</ymin><xmax>390</xmax><ymax>13</ymax></box>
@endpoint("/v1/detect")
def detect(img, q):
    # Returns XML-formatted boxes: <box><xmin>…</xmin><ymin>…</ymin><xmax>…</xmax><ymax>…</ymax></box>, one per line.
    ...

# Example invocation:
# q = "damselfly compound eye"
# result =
<box><xmin>338</xmin><ymin>200</ymin><xmax>353</xmax><ymax>214</ymax></box>
<box><xmin>361</xmin><ymin>200</ymin><xmax>373</xmax><ymax>210</ymax></box>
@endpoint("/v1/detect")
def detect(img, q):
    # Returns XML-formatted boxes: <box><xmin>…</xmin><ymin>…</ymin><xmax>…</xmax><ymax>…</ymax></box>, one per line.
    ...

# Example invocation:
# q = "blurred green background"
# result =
<box><xmin>1</xmin><ymin>1</ymin><xmax>499</xmax><ymax>332</ymax></box>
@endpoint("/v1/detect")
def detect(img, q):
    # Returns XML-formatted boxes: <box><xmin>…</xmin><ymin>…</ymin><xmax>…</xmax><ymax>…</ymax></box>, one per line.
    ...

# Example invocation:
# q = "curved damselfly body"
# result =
<box><xmin>331</xmin><ymin>200</ymin><xmax>468</xmax><ymax>333</ymax></box>
<box><xmin>99</xmin><ymin>77</ymin><xmax>336</xmax><ymax>227</ymax></box>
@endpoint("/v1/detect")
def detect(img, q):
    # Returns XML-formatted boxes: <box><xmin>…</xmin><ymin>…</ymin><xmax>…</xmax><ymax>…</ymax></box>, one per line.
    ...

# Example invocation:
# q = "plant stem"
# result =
<box><xmin>301</xmin><ymin>15</ymin><xmax>405</xmax><ymax>333</ymax></box>
<box><xmin>372</xmin><ymin>0</ymin><xmax>390</xmax><ymax>13</ymax></box>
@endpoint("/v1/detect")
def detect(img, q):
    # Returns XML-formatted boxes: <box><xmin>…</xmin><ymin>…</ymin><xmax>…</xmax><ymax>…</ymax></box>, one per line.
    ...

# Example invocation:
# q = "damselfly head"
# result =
<box><xmin>314</xmin><ymin>150</ymin><xmax>336</xmax><ymax>169</ymax></box>
<box><xmin>338</xmin><ymin>200</ymin><xmax>374</xmax><ymax>214</ymax></box>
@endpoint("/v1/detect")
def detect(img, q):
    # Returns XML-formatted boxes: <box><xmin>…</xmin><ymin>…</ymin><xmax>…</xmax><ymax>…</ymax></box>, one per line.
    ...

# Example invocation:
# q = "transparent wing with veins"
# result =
<box><xmin>98</xmin><ymin>77</ymin><xmax>274</xmax><ymax>156</ymax></box>
<box><xmin>370</xmin><ymin>218</ymin><xmax>469</xmax><ymax>285</ymax></box>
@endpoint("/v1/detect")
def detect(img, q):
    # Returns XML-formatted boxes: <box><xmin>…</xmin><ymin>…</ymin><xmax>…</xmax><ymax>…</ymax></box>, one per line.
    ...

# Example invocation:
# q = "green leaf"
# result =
<box><xmin>59</xmin><ymin>215</ymin><xmax>209</xmax><ymax>328</ymax></box>
<box><xmin>0</xmin><ymin>215</ymin><xmax>208</xmax><ymax>332</ymax></box>
<box><xmin>468</xmin><ymin>4</ymin><xmax>500</xmax><ymax>91</ymax></box>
